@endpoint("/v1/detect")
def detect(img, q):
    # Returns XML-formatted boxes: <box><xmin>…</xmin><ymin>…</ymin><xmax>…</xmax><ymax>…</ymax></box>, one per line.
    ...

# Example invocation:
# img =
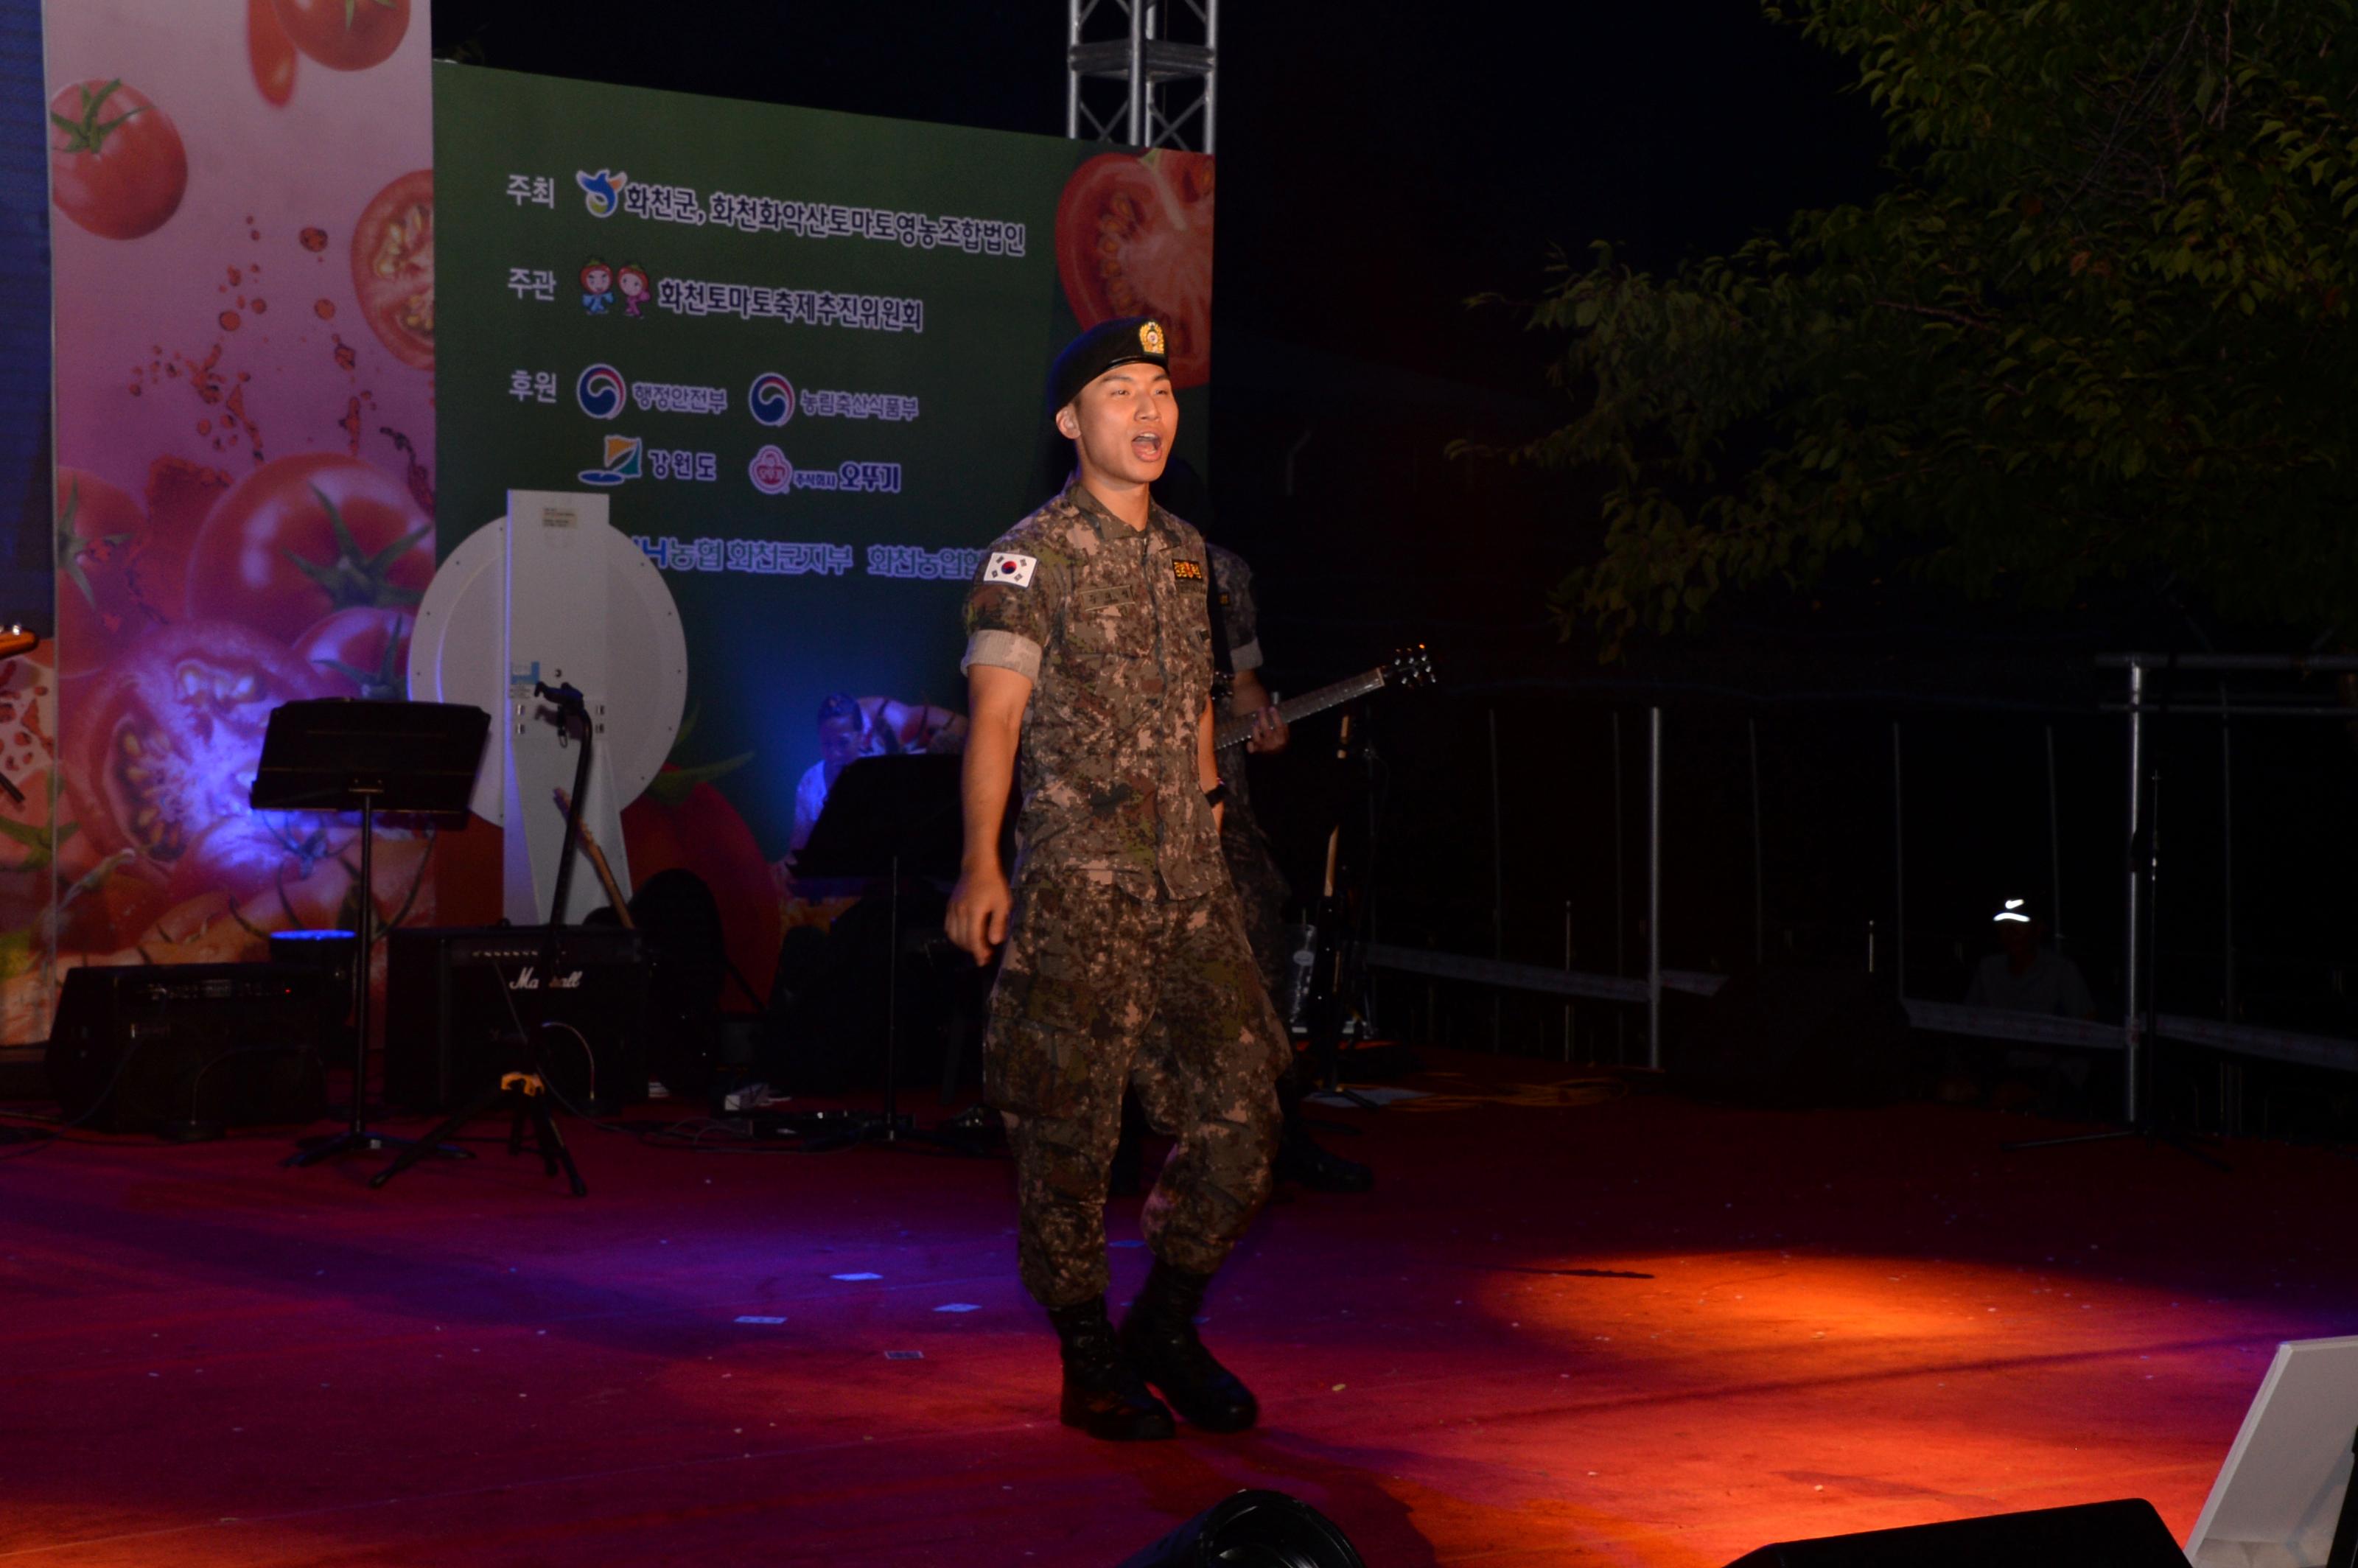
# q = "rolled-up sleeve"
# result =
<box><xmin>962</xmin><ymin>548</ymin><xmax>1056</xmax><ymax>681</ymax></box>
<box><xmin>962</xmin><ymin>626</ymin><xmax>1042</xmax><ymax>681</ymax></box>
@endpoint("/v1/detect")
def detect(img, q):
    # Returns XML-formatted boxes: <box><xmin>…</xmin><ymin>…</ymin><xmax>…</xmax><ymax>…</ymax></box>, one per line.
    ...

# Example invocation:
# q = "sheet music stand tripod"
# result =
<box><xmin>374</xmin><ymin>682</ymin><xmax>597</xmax><ymax>1196</ymax></box>
<box><xmin>1298</xmin><ymin>708</ymin><xmax>1387</xmax><ymax>1112</ymax></box>
<box><xmin>258</xmin><ymin>699</ymin><xmax>490</xmax><ymax>1169</ymax></box>
<box><xmin>793</xmin><ymin>754</ymin><xmax>978</xmax><ymax>1152</ymax></box>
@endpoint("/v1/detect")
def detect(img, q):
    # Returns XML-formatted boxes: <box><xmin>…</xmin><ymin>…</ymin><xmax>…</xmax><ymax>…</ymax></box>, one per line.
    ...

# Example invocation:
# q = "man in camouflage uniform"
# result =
<box><xmin>947</xmin><ymin>317</ymin><xmax>1290</xmax><ymax>1442</ymax></box>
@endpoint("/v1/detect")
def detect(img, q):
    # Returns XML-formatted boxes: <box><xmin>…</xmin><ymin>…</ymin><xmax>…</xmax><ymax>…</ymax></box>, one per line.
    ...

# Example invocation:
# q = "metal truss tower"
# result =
<box><xmin>1066</xmin><ymin>0</ymin><xmax>1217</xmax><ymax>153</ymax></box>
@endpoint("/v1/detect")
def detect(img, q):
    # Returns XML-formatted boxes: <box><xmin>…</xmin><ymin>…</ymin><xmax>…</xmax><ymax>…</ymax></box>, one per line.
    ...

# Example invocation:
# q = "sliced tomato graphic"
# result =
<box><xmin>63</xmin><ymin>620</ymin><xmax>332</xmax><ymax>876</ymax></box>
<box><xmin>1055</xmin><ymin>150</ymin><xmax>1214</xmax><ymax>388</ymax></box>
<box><xmin>351</xmin><ymin>169</ymin><xmax>434</xmax><ymax>371</ymax></box>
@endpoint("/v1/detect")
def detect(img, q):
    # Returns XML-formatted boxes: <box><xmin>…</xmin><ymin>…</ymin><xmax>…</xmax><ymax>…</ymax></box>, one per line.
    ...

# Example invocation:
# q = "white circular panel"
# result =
<box><xmin>407</xmin><ymin>516</ymin><xmax>690</xmax><ymax>824</ymax></box>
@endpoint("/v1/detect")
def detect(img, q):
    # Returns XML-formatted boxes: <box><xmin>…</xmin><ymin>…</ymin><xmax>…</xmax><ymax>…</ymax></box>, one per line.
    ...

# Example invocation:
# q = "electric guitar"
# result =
<box><xmin>1214</xmin><ymin>644</ymin><xmax>1435</xmax><ymax>752</ymax></box>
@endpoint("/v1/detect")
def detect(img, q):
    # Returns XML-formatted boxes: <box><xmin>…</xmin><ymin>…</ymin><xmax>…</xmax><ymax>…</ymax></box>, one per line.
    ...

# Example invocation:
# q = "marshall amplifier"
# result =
<box><xmin>45</xmin><ymin>963</ymin><xmax>326</xmax><ymax>1135</ymax></box>
<box><xmin>384</xmin><ymin>926</ymin><xmax>649</xmax><ymax>1113</ymax></box>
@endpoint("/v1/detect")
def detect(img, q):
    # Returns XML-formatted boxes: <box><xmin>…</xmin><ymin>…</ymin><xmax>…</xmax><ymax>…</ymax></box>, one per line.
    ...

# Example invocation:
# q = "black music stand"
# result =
<box><xmin>257</xmin><ymin>699</ymin><xmax>490</xmax><ymax>1169</ymax></box>
<box><xmin>793</xmin><ymin>754</ymin><xmax>976</xmax><ymax>1152</ymax></box>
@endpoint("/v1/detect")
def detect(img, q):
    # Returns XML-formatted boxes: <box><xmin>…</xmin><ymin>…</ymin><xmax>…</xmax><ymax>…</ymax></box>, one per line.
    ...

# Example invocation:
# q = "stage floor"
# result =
<box><xmin>3</xmin><ymin>1051</ymin><xmax>2353</xmax><ymax>1567</ymax></box>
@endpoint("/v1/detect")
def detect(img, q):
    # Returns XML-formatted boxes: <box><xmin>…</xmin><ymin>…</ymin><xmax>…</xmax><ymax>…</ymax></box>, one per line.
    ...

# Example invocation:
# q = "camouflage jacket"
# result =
<box><xmin>1206</xmin><ymin>543</ymin><xmax>1263</xmax><ymax>680</ymax></box>
<box><xmin>962</xmin><ymin>475</ymin><xmax>1221</xmax><ymax>898</ymax></box>
<box><xmin>1206</xmin><ymin>543</ymin><xmax>1262</xmax><ymax>798</ymax></box>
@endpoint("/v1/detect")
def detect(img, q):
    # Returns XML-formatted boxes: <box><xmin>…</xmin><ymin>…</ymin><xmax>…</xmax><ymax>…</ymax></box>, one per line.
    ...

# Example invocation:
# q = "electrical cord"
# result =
<box><xmin>483</xmin><ymin>948</ymin><xmax>635</xmax><ymax>1135</ymax></box>
<box><xmin>537</xmin><ymin>1019</ymin><xmax>596</xmax><ymax>1106</ymax></box>
<box><xmin>177</xmin><ymin>1040</ymin><xmax>326</xmax><ymax>1126</ymax></box>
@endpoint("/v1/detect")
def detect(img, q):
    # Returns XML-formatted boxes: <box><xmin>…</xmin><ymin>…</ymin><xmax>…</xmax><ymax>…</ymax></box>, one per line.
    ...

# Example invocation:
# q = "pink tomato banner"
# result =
<box><xmin>12</xmin><ymin>0</ymin><xmax>437</xmax><ymax>1040</ymax></box>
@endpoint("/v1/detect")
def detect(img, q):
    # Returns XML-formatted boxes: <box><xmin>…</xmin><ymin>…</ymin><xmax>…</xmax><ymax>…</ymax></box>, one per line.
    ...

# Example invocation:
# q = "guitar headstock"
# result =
<box><xmin>1383</xmin><ymin>643</ymin><xmax>1436</xmax><ymax>689</ymax></box>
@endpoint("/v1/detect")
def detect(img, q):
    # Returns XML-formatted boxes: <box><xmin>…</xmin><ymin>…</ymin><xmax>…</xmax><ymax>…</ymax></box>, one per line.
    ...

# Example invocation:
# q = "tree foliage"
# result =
<box><xmin>1494</xmin><ymin>0</ymin><xmax>2358</xmax><ymax>653</ymax></box>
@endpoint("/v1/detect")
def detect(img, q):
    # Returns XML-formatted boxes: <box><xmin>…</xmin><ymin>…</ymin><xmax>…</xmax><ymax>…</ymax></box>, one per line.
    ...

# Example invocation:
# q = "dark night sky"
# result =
<box><xmin>432</xmin><ymin>5</ymin><xmax>2358</xmax><ymax>1049</ymax></box>
<box><xmin>432</xmin><ymin>1</ymin><xmax>1888</xmax><ymax>392</ymax></box>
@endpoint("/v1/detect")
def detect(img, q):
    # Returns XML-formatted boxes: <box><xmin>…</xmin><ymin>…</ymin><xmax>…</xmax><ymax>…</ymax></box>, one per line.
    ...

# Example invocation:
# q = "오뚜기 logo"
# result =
<box><xmin>579</xmin><ymin>434</ymin><xmax>643</xmax><ymax>486</ymax></box>
<box><xmin>748</xmin><ymin>445</ymin><xmax>794</xmax><ymax>496</ymax></box>
<box><xmin>575</xmin><ymin>169</ymin><xmax>629</xmax><ymax>218</ymax></box>
<box><xmin>575</xmin><ymin>363</ymin><xmax>627</xmax><ymax>419</ymax></box>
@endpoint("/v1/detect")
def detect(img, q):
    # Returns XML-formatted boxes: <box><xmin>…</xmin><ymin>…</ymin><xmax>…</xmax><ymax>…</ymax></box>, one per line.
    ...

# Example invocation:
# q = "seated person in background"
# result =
<box><xmin>1966</xmin><ymin>897</ymin><xmax>2095</xmax><ymax>1018</ymax></box>
<box><xmin>783</xmin><ymin>692</ymin><xmax>968</xmax><ymax>871</ymax></box>
<box><xmin>1959</xmin><ymin>896</ymin><xmax>2097</xmax><ymax>1112</ymax></box>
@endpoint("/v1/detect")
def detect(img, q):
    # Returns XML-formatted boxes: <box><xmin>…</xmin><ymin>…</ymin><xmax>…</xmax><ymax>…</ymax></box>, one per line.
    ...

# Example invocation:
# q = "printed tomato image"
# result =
<box><xmin>248</xmin><ymin>0</ymin><xmax>298</xmax><ymax>105</ymax></box>
<box><xmin>54</xmin><ymin>852</ymin><xmax>169</xmax><ymax>954</ymax></box>
<box><xmin>139</xmin><ymin>455</ymin><xmax>231</xmax><ymax>609</ymax></box>
<box><xmin>61</xmin><ymin>621</ymin><xmax>330</xmax><ymax>881</ymax></box>
<box><xmin>1055</xmin><ymin>149</ymin><xmax>1214</xmax><ymax>388</ymax></box>
<box><xmin>49</xmin><ymin>79</ymin><xmax>187</xmax><ymax>241</ymax></box>
<box><xmin>351</xmin><ymin>169</ymin><xmax>433</xmax><ymax>370</ymax></box>
<box><xmin>54</xmin><ymin>470</ymin><xmax>166</xmax><ymax>678</ymax></box>
<box><xmin>623</xmin><ymin>762</ymin><xmax>783</xmax><ymax>1007</ymax></box>
<box><xmin>0</xmin><ymin>643</ymin><xmax>61</xmax><ymax>939</ymax></box>
<box><xmin>293</xmin><ymin>606</ymin><xmax>411</xmax><ymax>699</ymax></box>
<box><xmin>185</xmin><ymin>453</ymin><xmax>433</xmax><ymax>644</ymax></box>
<box><xmin>273</xmin><ymin>0</ymin><xmax>409</xmax><ymax>71</ymax></box>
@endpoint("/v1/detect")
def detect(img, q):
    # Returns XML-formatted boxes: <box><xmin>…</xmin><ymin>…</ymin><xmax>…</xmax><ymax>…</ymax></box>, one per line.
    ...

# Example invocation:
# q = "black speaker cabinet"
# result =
<box><xmin>1724</xmin><ymin>1499</ymin><xmax>2185</xmax><ymax>1567</ymax></box>
<box><xmin>44</xmin><ymin>963</ymin><xmax>326</xmax><ymax>1135</ymax></box>
<box><xmin>384</xmin><ymin>925</ymin><xmax>649</xmax><ymax>1113</ymax></box>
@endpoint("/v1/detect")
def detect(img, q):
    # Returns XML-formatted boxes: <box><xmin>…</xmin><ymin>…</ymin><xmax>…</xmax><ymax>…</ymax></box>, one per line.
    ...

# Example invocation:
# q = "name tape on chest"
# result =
<box><xmin>984</xmin><ymin>551</ymin><xmax>1038</xmax><ymax>589</ymax></box>
<box><xmin>1172</xmin><ymin>558</ymin><xmax>1205</xmax><ymax>582</ymax></box>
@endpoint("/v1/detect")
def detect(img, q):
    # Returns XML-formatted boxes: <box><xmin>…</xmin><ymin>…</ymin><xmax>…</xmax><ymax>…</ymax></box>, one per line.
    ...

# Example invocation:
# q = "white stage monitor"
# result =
<box><xmin>2186</xmin><ymin>1334</ymin><xmax>2358</xmax><ymax>1568</ymax></box>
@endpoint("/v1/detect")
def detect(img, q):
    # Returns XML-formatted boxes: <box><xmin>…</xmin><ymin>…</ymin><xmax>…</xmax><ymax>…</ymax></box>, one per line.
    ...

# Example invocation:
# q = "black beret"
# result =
<box><xmin>1048</xmin><ymin>316</ymin><xmax>1169</xmax><ymax>414</ymax></box>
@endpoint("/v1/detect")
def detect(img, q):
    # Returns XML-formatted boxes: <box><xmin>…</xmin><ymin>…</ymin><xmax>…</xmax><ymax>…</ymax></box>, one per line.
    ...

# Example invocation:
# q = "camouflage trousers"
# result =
<box><xmin>984</xmin><ymin>873</ymin><xmax>1291</xmax><ymax>1309</ymax></box>
<box><xmin>1220</xmin><ymin>796</ymin><xmax>1292</xmax><ymax>998</ymax></box>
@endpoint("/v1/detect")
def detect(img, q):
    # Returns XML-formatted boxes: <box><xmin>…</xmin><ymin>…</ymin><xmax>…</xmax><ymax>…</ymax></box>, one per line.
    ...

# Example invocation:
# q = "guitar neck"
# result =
<box><xmin>1216</xmin><ymin>667</ymin><xmax>1388</xmax><ymax>751</ymax></box>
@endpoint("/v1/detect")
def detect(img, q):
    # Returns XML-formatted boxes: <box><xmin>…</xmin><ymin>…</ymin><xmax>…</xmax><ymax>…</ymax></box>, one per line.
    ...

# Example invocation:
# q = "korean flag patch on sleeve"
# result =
<box><xmin>985</xmin><ymin>551</ymin><xmax>1038</xmax><ymax>589</ymax></box>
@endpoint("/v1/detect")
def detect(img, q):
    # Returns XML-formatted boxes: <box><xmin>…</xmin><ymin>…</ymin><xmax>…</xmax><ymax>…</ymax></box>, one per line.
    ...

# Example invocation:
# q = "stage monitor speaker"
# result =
<box><xmin>43</xmin><ymin>963</ymin><xmax>326</xmax><ymax>1135</ymax></box>
<box><xmin>1118</xmin><ymin>1488</ymin><xmax>1365</xmax><ymax>1568</ymax></box>
<box><xmin>1722</xmin><ymin>1498</ymin><xmax>2184</xmax><ymax>1567</ymax></box>
<box><xmin>382</xmin><ymin>925</ymin><xmax>649</xmax><ymax>1113</ymax></box>
<box><xmin>2185</xmin><ymin>1334</ymin><xmax>2358</xmax><ymax>1567</ymax></box>
<box><xmin>1669</xmin><ymin>964</ymin><xmax>1917</xmax><ymax>1108</ymax></box>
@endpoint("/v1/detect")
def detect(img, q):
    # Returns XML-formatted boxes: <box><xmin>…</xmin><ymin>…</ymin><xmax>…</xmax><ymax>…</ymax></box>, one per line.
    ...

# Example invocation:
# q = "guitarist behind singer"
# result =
<box><xmin>1189</xmin><ymin>533</ymin><xmax>1376</xmax><ymax>1194</ymax></box>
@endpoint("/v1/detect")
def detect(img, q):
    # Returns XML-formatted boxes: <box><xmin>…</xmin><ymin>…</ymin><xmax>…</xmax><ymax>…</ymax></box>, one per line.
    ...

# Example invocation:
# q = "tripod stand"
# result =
<box><xmin>374</xmin><ymin>683</ymin><xmax>598</xmax><ymax>1194</ymax></box>
<box><xmin>2008</xmin><ymin>659</ymin><xmax>2225</xmax><ymax>1169</ymax></box>
<box><xmin>1298</xmin><ymin>710</ymin><xmax>1388</xmax><ymax>1111</ymax></box>
<box><xmin>259</xmin><ymin>700</ymin><xmax>490</xmax><ymax>1171</ymax></box>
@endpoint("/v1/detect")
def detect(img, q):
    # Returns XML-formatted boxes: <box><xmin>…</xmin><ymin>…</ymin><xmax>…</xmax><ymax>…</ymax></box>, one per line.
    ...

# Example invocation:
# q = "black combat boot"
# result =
<box><xmin>1047</xmin><ymin>1295</ymin><xmax>1175</xmax><ymax>1441</ymax></box>
<box><xmin>1118</xmin><ymin>1259</ymin><xmax>1258</xmax><ymax>1432</ymax></box>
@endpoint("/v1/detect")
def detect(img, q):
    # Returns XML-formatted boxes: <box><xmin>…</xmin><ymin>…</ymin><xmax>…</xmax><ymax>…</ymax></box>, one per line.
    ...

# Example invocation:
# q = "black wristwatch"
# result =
<box><xmin>1203</xmin><ymin>783</ymin><xmax>1230</xmax><ymax>810</ymax></box>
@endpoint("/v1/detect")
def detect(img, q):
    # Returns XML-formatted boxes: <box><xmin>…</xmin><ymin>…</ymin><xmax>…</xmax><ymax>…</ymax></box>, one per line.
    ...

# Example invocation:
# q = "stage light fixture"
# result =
<box><xmin>1116</xmin><ymin>1488</ymin><xmax>1365</xmax><ymax>1568</ymax></box>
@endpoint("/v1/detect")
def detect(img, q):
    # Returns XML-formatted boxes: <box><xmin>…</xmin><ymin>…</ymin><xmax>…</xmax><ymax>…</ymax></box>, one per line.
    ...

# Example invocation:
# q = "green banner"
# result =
<box><xmin>434</xmin><ymin>64</ymin><xmax>1213</xmax><ymax>906</ymax></box>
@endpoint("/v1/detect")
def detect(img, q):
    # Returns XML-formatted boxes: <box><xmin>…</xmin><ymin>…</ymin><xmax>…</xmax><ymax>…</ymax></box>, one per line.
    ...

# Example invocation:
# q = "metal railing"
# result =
<box><xmin>1363</xmin><ymin>941</ymin><xmax>2358</xmax><ymax>1078</ymax></box>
